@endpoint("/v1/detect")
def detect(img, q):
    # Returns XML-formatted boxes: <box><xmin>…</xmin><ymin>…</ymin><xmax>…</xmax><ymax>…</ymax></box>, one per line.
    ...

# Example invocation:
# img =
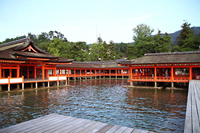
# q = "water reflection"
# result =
<box><xmin>0</xmin><ymin>79</ymin><xmax>187</xmax><ymax>132</ymax></box>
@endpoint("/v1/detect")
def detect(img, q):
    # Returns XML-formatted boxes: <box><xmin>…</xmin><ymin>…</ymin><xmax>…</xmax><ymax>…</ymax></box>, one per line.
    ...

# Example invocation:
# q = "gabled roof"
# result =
<box><xmin>117</xmin><ymin>51</ymin><xmax>200</xmax><ymax>65</ymax></box>
<box><xmin>0</xmin><ymin>38</ymin><xmax>73</xmax><ymax>63</ymax></box>
<box><xmin>57</xmin><ymin>61</ymin><xmax>129</xmax><ymax>69</ymax></box>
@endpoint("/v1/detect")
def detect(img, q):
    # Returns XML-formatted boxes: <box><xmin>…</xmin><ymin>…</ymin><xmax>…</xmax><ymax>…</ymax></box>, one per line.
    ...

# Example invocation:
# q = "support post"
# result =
<box><xmin>42</xmin><ymin>64</ymin><xmax>45</xmax><ymax>80</ymax></box>
<box><xmin>31</xmin><ymin>83</ymin><xmax>33</xmax><ymax>88</ymax></box>
<box><xmin>43</xmin><ymin>82</ymin><xmax>45</xmax><ymax>87</ymax></box>
<box><xmin>189</xmin><ymin>67</ymin><xmax>192</xmax><ymax>80</ymax></box>
<box><xmin>17</xmin><ymin>84</ymin><xmax>20</xmax><ymax>89</ymax></box>
<box><xmin>0</xmin><ymin>85</ymin><xmax>2</xmax><ymax>91</ymax></box>
<box><xmin>0</xmin><ymin>63</ymin><xmax>1</xmax><ymax>78</ymax></box>
<box><xmin>57</xmin><ymin>76</ymin><xmax>59</xmax><ymax>86</ymax></box>
<box><xmin>48</xmin><ymin>75</ymin><xmax>50</xmax><ymax>87</ymax></box>
<box><xmin>22</xmin><ymin>76</ymin><xmax>24</xmax><ymax>90</ymax></box>
<box><xmin>154</xmin><ymin>82</ymin><xmax>157</xmax><ymax>88</ymax></box>
<box><xmin>34</xmin><ymin>67</ymin><xmax>37</xmax><ymax>79</ymax></box>
<box><xmin>35</xmin><ymin>82</ymin><xmax>38</xmax><ymax>89</ymax></box>
<box><xmin>9</xmin><ymin>69</ymin><xmax>12</xmax><ymax>78</ymax></box>
<box><xmin>54</xmin><ymin>65</ymin><xmax>56</xmax><ymax>76</ymax></box>
<box><xmin>27</xmin><ymin>66</ymin><xmax>29</xmax><ymax>79</ymax></box>
<box><xmin>8</xmin><ymin>76</ymin><xmax>10</xmax><ymax>91</ymax></box>
<box><xmin>171</xmin><ymin>82</ymin><xmax>174</xmax><ymax>88</ymax></box>
<box><xmin>17</xmin><ymin>64</ymin><xmax>20</xmax><ymax>78</ymax></box>
<box><xmin>130</xmin><ymin>81</ymin><xmax>133</xmax><ymax>86</ymax></box>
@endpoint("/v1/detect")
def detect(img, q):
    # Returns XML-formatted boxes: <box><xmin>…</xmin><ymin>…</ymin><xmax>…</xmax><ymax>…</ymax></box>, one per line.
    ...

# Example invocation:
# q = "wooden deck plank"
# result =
<box><xmin>0</xmin><ymin>114</ymin><xmax>153</xmax><ymax>133</ymax></box>
<box><xmin>114</xmin><ymin>126</ymin><xmax>128</xmax><ymax>133</ymax></box>
<box><xmin>123</xmin><ymin>127</ymin><xmax>135</xmax><ymax>133</ymax></box>
<box><xmin>42</xmin><ymin>116</ymin><xmax>79</xmax><ymax>133</ymax></box>
<box><xmin>71</xmin><ymin>120</ymin><xmax>97</xmax><ymax>133</ymax></box>
<box><xmin>53</xmin><ymin>118</ymin><xmax>89</xmax><ymax>133</ymax></box>
<box><xmin>192</xmin><ymin>84</ymin><xmax>200</xmax><ymax>133</ymax></box>
<box><xmin>78</xmin><ymin>121</ymin><xmax>105</xmax><ymax>133</ymax></box>
<box><xmin>0</xmin><ymin>113</ymin><xmax>61</xmax><ymax>133</ymax></box>
<box><xmin>58</xmin><ymin>119</ymin><xmax>93</xmax><ymax>133</ymax></box>
<box><xmin>184</xmin><ymin>81</ymin><xmax>193</xmax><ymax>133</ymax></box>
<box><xmin>105</xmin><ymin>125</ymin><xmax>121</xmax><ymax>133</ymax></box>
<box><xmin>27</xmin><ymin>115</ymin><xmax>77</xmax><ymax>133</ymax></box>
<box><xmin>184</xmin><ymin>80</ymin><xmax>200</xmax><ymax>133</ymax></box>
<box><xmin>96</xmin><ymin>124</ymin><xmax>115</xmax><ymax>133</ymax></box>
<box><xmin>87</xmin><ymin>122</ymin><xmax>108</xmax><ymax>133</ymax></box>
<box><xmin>132</xmin><ymin>128</ymin><xmax>143</xmax><ymax>133</ymax></box>
<box><xmin>15</xmin><ymin>115</ymin><xmax>72</xmax><ymax>133</ymax></box>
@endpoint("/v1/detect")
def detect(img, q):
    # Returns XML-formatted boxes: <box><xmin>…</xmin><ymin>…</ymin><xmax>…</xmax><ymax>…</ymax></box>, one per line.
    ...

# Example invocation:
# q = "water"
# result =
<box><xmin>0</xmin><ymin>79</ymin><xmax>188</xmax><ymax>132</ymax></box>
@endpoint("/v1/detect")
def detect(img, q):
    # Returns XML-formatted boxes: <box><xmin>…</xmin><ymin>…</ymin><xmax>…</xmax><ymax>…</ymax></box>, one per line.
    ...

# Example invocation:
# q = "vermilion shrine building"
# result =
<box><xmin>0</xmin><ymin>38</ymin><xmax>200</xmax><ymax>91</ymax></box>
<box><xmin>117</xmin><ymin>51</ymin><xmax>200</xmax><ymax>87</ymax></box>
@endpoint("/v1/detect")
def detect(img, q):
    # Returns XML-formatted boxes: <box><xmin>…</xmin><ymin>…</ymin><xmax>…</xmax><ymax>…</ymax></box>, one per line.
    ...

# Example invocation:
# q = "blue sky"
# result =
<box><xmin>0</xmin><ymin>0</ymin><xmax>200</xmax><ymax>43</ymax></box>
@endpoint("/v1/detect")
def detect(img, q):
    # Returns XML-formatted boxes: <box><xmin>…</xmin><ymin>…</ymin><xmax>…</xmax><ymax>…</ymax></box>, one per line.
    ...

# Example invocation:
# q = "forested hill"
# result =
<box><xmin>169</xmin><ymin>26</ymin><xmax>200</xmax><ymax>42</ymax></box>
<box><xmin>0</xmin><ymin>23</ymin><xmax>199</xmax><ymax>61</ymax></box>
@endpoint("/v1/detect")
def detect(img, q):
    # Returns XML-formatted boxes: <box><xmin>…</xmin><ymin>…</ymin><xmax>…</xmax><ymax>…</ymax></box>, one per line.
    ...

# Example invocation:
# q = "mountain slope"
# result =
<box><xmin>169</xmin><ymin>27</ymin><xmax>200</xmax><ymax>42</ymax></box>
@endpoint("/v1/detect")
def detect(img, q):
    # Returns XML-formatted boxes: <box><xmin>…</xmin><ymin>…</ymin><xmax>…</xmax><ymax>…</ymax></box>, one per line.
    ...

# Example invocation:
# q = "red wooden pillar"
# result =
<box><xmin>27</xmin><ymin>66</ymin><xmax>29</xmax><ymax>79</ymax></box>
<box><xmin>21</xmin><ymin>67</ymin><xmax>23</xmax><ymax>78</ymax></box>
<box><xmin>17</xmin><ymin>64</ymin><xmax>20</xmax><ymax>78</ymax></box>
<box><xmin>189</xmin><ymin>66</ymin><xmax>192</xmax><ymax>80</ymax></box>
<box><xmin>0</xmin><ymin>64</ymin><xmax>2</xmax><ymax>78</ymax></box>
<box><xmin>42</xmin><ymin>64</ymin><xmax>45</xmax><ymax>80</ymax></box>
<box><xmin>34</xmin><ymin>67</ymin><xmax>37</xmax><ymax>79</ymax></box>
<box><xmin>130</xmin><ymin>67</ymin><xmax>133</xmax><ymax>79</ymax></box>
<box><xmin>3</xmin><ymin>69</ymin><xmax>5</xmax><ymax>78</ymax></box>
<box><xmin>154</xmin><ymin>67</ymin><xmax>157</xmax><ymax>80</ymax></box>
<box><xmin>46</xmin><ymin>69</ymin><xmax>48</xmax><ymax>78</ymax></box>
<box><xmin>10</xmin><ymin>69</ymin><xmax>12</xmax><ymax>78</ymax></box>
<box><xmin>171</xmin><ymin>66</ymin><xmax>174</xmax><ymax>80</ymax></box>
<box><xmin>54</xmin><ymin>65</ymin><xmax>56</xmax><ymax>76</ymax></box>
<box><xmin>74</xmin><ymin>69</ymin><xmax>76</xmax><ymax>76</ymax></box>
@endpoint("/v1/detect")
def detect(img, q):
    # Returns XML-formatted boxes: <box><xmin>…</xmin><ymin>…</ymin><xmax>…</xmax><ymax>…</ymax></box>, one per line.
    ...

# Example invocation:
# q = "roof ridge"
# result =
<box><xmin>145</xmin><ymin>51</ymin><xmax>200</xmax><ymax>56</ymax></box>
<box><xmin>0</xmin><ymin>38</ymin><xmax>29</xmax><ymax>48</ymax></box>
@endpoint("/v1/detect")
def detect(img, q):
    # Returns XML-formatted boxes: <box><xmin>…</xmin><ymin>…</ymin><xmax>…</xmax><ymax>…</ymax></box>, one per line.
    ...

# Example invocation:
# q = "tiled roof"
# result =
<box><xmin>57</xmin><ymin>61</ymin><xmax>129</xmax><ymax>68</ymax></box>
<box><xmin>117</xmin><ymin>51</ymin><xmax>200</xmax><ymax>65</ymax></box>
<box><xmin>0</xmin><ymin>38</ymin><xmax>73</xmax><ymax>63</ymax></box>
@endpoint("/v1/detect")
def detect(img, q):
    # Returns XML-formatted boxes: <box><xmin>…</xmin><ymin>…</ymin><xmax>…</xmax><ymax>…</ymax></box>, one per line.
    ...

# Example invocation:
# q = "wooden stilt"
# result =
<box><xmin>171</xmin><ymin>82</ymin><xmax>174</xmax><ymax>88</ymax></box>
<box><xmin>35</xmin><ymin>82</ymin><xmax>38</xmax><ymax>89</ymax></box>
<box><xmin>30</xmin><ymin>83</ymin><xmax>33</xmax><ymax>88</ymax></box>
<box><xmin>17</xmin><ymin>84</ymin><xmax>20</xmax><ymax>89</ymax></box>
<box><xmin>154</xmin><ymin>82</ymin><xmax>157</xmax><ymax>88</ymax></box>
<box><xmin>57</xmin><ymin>81</ymin><xmax>59</xmax><ymax>86</ymax></box>
<box><xmin>22</xmin><ymin>83</ymin><xmax>24</xmax><ymax>90</ymax></box>
<box><xmin>130</xmin><ymin>81</ymin><xmax>133</xmax><ymax>86</ymax></box>
<box><xmin>43</xmin><ymin>82</ymin><xmax>45</xmax><ymax>87</ymax></box>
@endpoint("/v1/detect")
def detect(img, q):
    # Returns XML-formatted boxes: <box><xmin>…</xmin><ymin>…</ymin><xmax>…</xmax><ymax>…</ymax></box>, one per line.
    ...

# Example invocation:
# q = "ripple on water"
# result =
<box><xmin>0</xmin><ymin>80</ymin><xmax>187</xmax><ymax>132</ymax></box>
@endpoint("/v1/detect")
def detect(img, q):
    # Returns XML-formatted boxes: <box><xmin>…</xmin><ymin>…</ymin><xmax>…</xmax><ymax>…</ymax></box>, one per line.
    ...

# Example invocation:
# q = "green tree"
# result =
<box><xmin>153</xmin><ymin>30</ymin><xmax>171</xmax><ymax>53</ymax></box>
<box><xmin>132</xmin><ymin>24</ymin><xmax>154</xmax><ymax>58</ymax></box>
<box><xmin>108</xmin><ymin>41</ymin><xmax>115</xmax><ymax>60</ymax></box>
<box><xmin>126</xmin><ymin>43</ymin><xmax>136</xmax><ymax>60</ymax></box>
<box><xmin>194</xmin><ymin>33</ymin><xmax>200</xmax><ymax>50</ymax></box>
<box><xmin>90</xmin><ymin>43</ymin><xmax>100</xmax><ymax>61</ymax></box>
<box><xmin>176</xmin><ymin>21</ymin><xmax>195</xmax><ymax>51</ymax></box>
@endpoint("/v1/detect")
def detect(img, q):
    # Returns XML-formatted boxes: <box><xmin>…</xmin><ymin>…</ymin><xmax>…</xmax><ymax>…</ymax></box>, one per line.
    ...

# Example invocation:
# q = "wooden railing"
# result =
<box><xmin>0</xmin><ymin>76</ymin><xmax>24</xmax><ymax>91</ymax></box>
<box><xmin>130</xmin><ymin>75</ymin><xmax>190</xmax><ymax>82</ymax></box>
<box><xmin>48</xmin><ymin>75</ymin><xmax>67</xmax><ymax>87</ymax></box>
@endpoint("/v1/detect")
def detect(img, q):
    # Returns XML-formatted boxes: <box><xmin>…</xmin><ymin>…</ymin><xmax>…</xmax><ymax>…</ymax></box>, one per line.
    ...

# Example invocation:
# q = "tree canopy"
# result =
<box><xmin>0</xmin><ymin>22</ymin><xmax>199</xmax><ymax>61</ymax></box>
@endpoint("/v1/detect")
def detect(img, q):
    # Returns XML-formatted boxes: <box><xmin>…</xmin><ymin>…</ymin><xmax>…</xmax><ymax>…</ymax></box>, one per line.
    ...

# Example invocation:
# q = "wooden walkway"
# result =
<box><xmin>184</xmin><ymin>80</ymin><xmax>200</xmax><ymax>133</ymax></box>
<box><xmin>0</xmin><ymin>114</ymin><xmax>153</xmax><ymax>133</ymax></box>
